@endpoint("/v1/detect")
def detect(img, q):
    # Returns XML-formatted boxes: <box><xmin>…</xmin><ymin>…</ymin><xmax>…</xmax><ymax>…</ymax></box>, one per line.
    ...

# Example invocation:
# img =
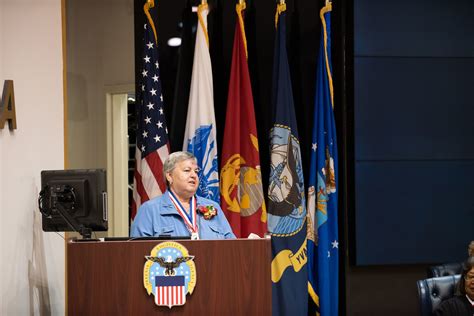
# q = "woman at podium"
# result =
<box><xmin>131</xmin><ymin>151</ymin><xmax>236</xmax><ymax>240</ymax></box>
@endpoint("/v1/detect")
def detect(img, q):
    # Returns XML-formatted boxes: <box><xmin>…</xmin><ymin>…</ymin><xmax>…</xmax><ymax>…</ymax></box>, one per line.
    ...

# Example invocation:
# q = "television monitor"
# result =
<box><xmin>38</xmin><ymin>169</ymin><xmax>108</xmax><ymax>239</ymax></box>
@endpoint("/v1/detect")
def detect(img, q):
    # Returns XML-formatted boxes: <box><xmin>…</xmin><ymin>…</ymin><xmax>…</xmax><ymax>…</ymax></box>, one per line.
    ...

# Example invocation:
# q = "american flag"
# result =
<box><xmin>155</xmin><ymin>276</ymin><xmax>186</xmax><ymax>308</ymax></box>
<box><xmin>132</xmin><ymin>1</ymin><xmax>169</xmax><ymax>219</ymax></box>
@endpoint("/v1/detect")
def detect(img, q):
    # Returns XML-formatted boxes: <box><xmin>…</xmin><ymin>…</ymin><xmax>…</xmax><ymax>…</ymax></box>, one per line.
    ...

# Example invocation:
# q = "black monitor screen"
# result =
<box><xmin>39</xmin><ymin>169</ymin><xmax>108</xmax><ymax>234</ymax></box>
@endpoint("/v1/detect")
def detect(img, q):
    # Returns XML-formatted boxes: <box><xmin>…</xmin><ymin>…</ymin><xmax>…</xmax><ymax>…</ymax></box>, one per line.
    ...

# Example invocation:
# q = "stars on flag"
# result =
<box><xmin>328</xmin><ymin>240</ymin><xmax>339</xmax><ymax>258</ymax></box>
<box><xmin>133</xmin><ymin>5</ymin><xmax>175</xmax><ymax>220</ymax></box>
<box><xmin>146</xmin><ymin>102</ymin><xmax>154</xmax><ymax>110</ymax></box>
<box><xmin>136</xmin><ymin>23</ymin><xmax>169</xmax><ymax>158</ymax></box>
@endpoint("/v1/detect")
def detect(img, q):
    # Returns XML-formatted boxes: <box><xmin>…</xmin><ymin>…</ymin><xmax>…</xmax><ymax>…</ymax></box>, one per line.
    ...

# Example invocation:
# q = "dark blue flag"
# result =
<box><xmin>268</xmin><ymin>3</ymin><xmax>308</xmax><ymax>316</ymax></box>
<box><xmin>307</xmin><ymin>3</ymin><xmax>339</xmax><ymax>315</ymax></box>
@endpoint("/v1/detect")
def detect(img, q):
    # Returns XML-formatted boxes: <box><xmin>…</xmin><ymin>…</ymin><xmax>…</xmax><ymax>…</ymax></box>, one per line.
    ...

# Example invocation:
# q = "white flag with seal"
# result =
<box><xmin>183</xmin><ymin>3</ymin><xmax>219</xmax><ymax>203</ymax></box>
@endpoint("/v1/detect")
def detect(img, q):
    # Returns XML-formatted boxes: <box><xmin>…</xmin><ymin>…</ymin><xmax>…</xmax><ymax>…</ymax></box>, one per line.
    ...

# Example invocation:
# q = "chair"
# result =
<box><xmin>416</xmin><ymin>275</ymin><xmax>461</xmax><ymax>316</ymax></box>
<box><xmin>427</xmin><ymin>262</ymin><xmax>463</xmax><ymax>278</ymax></box>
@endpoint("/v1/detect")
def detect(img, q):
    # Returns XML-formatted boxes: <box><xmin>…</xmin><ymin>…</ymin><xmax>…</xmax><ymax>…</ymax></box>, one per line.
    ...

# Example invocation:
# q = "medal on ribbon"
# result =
<box><xmin>169</xmin><ymin>191</ymin><xmax>199</xmax><ymax>239</ymax></box>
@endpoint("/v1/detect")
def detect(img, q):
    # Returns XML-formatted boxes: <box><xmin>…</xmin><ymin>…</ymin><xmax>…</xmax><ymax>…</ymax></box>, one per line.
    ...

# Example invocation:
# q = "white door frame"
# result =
<box><xmin>105</xmin><ymin>84</ymin><xmax>134</xmax><ymax>237</ymax></box>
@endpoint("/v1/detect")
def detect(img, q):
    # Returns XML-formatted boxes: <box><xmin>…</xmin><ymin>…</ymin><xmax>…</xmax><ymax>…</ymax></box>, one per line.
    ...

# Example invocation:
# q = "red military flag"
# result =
<box><xmin>220</xmin><ymin>1</ymin><xmax>267</xmax><ymax>238</ymax></box>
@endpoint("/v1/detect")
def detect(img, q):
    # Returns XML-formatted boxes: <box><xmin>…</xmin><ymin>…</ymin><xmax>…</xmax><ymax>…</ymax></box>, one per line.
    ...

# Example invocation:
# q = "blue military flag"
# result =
<box><xmin>268</xmin><ymin>3</ymin><xmax>307</xmax><ymax>315</ymax></box>
<box><xmin>306</xmin><ymin>2</ymin><xmax>339</xmax><ymax>315</ymax></box>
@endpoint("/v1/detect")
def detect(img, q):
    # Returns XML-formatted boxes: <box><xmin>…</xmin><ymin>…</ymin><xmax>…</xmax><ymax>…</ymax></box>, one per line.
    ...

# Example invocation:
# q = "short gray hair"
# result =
<box><xmin>163</xmin><ymin>151</ymin><xmax>197</xmax><ymax>185</ymax></box>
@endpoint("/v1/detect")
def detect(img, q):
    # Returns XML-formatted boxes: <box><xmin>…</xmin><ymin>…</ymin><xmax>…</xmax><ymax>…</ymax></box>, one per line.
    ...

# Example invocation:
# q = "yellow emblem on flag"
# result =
<box><xmin>220</xmin><ymin>134</ymin><xmax>265</xmax><ymax>218</ymax></box>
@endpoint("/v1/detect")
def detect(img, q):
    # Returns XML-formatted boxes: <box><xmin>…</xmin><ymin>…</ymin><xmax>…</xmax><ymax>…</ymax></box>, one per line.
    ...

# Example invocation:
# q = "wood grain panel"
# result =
<box><xmin>67</xmin><ymin>239</ymin><xmax>271</xmax><ymax>315</ymax></box>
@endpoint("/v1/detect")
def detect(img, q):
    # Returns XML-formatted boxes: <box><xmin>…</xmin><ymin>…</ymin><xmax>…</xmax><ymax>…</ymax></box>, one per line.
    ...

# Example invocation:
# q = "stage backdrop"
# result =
<box><xmin>353</xmin><ymin>0</ymin><xmax>474</xmax><ymax>265</ymax></box>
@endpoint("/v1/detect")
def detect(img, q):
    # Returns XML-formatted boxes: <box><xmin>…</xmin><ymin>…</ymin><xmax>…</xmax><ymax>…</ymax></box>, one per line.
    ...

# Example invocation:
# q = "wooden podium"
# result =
<box><xmin>67</xmin><ymin>238</ymin><xmax>271</xmax><ymax>315</ymax></box>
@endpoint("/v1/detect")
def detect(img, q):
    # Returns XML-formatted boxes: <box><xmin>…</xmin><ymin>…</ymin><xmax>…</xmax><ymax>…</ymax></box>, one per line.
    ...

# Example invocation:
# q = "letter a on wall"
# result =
<box><xmin>0</xmin><ymin>80</ymin><xmax>17</xmax><ymax>130</ymax></box>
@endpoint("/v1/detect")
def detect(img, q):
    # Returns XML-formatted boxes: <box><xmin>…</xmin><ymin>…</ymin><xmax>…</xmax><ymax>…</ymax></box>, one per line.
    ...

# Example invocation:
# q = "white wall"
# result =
<box><xmin>66</xmin><ymin>0</ymin><xmax>134</xmax><ymax>170</ymax></box>
<box><xmin>0</xmin><ymin>0</ymin><xmax>65</xmax><ymax>315</ymax></box>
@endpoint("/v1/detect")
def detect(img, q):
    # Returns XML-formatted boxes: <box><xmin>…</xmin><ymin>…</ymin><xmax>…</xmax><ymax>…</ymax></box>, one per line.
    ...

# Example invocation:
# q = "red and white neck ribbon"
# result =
<box><xmin>169</xmin><ymin>191</ymin><xmax>198</xmax><ymax>235</ymax></box>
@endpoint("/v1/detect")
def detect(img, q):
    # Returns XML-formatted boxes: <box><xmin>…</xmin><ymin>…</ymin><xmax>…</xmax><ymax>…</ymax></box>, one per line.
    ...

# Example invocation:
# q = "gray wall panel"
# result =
<box><xmin>355</xmin><ymin>0</ymin><xmax>474</xmax><ymax>57</ymax></box>
<box><xmin>355</xmin><ymin>161</ymin><xmax>474</xmax><ymax>265</ymax></box>
<box><xmin>355</xmin><ymin>57</ymin><xmax>474</xmax><ymax>161</ymax></box>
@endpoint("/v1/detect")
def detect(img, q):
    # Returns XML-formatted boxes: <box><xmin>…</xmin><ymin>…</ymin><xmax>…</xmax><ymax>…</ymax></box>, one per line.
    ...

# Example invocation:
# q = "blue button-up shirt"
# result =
<box><xmin>130</xmin><ymin>191</ymin><xmax>236</xmax><ymax>239</ymax></box>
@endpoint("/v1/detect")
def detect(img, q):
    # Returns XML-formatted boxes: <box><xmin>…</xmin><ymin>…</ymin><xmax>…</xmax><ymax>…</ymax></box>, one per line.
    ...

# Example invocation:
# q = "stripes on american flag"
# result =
<box><xmin>155</xmin><ymin>276</ymin><xmax>186</xmax><ymax>308</ymax></box>
<box><xmin>132</xmin><ymin>0</ymin><xmax>169</xmax><ymax>219</ymax></box>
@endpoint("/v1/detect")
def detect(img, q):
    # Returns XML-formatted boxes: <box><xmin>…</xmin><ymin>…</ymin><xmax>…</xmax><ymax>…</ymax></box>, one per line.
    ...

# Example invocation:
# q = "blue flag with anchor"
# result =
<box><xmin>268</xmin><ymin>3</ymin><xmax>308</xmax><ymax>316</ymax></box>
<box><xmin>307</xmin><ymin>3</ymin><xmax>339</xmax><ymax>315</ymax></box>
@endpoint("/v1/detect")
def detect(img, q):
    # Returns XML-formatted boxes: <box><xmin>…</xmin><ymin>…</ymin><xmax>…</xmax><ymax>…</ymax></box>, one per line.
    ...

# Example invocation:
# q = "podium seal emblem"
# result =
<box><xmin>143</xmin><ymin>241</ymin><xmax>197</xmax><ymax>308</ymax></box>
